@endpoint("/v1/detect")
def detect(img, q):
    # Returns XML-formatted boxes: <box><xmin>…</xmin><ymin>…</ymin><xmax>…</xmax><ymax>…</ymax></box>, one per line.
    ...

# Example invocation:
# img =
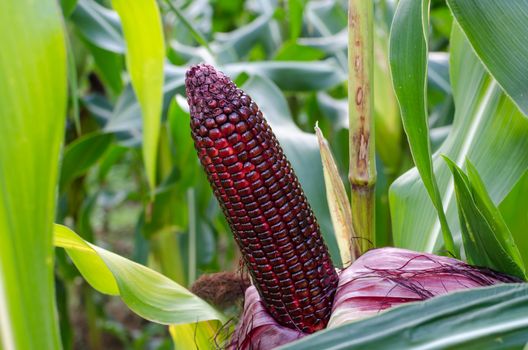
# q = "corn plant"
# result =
<box><xmin>1</xmin><ymin>0</ymin><xmax>528</xmax><ymax>349</ymax></box>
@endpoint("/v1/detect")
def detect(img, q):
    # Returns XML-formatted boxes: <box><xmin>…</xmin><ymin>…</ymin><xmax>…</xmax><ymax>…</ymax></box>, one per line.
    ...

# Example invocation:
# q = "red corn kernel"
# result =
<box><xmin>186</xmin><ymin>64</ymin><xmax>338</xmax><ymax>334</ymax></box>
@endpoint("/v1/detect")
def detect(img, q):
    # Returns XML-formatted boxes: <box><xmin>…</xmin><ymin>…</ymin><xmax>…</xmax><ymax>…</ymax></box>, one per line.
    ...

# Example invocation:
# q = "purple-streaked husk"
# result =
<box><xmin>230</xmin><ymin>247</ymin><xmax>520</xmax><ymax>350</ymax></box>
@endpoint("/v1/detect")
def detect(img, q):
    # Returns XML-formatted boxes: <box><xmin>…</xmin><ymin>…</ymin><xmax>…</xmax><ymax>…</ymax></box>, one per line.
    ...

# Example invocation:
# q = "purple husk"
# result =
<box><xmin>229</xmin><ymin>247</ymin><xmax>520</xmax><ymax>350</ymax></box>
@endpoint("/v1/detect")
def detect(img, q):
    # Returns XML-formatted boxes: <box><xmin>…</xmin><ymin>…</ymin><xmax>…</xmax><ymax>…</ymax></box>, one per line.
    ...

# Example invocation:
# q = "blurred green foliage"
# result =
<box><xmin>44</xmin><ymin>0</ymin><xmax>528</xmax><ymax>348</ymax></box>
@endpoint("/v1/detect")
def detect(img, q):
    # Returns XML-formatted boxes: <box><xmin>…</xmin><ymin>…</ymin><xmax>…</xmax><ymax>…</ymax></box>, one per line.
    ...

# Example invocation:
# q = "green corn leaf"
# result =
<box><xmin>390</xmin><ymin>24</ymin><xmax>528</xmax><ymax>253</ymax></box>
<box><xmin>224</xmin><ymin>60</ymin><xmax>344</xmax><ymax>92</ymax></box>
<box><xmin>373</xmin><ymin>23</ymin><xmax>401</xmax><ymax>175</ymax></box>
<box><xmin>168</xmin><ymin>96</ymin><xmax>198</xmax><ymax>189</ymax></box>
<box><xmin>104</xmin><ymin>64</ymin><xmax>186</xmax><ymax>147</ymax></box>
<box><xmin>444</xmin><ymin>157</ymin><xmax>526</xmax><ymax>279</ymax></box>
<box><xmin>53</xmin><ymin>224</ymin><xmax>226</xmax><ymax>325</ymax></box>
<box><xmin>389</xmin><ymin>0</ymin><xmax>455</xmax><ymax>254</ymax></box>
<box><xmin>215</xmin><ymin>14</ymin><xmax>273</xmax><ymax>61</ymax></box>
<box><xmin>162</xmin><ymin>0</ymin><xmax>212</xmax><ymax>54</ymax></box>
<box><xmin>112</xmin><ymin>0</ymin><xmax>165</xmax><ymax>195</ymax></box>
<box><xmin>274</xmin><ymin>42</ymin><xmax>325</xmax><ymax>62</ymax></box>
<box><xmin>280</xmin><ymin>284</ymin><xmax>528</xmax><ymax>349</ymax></box>
<box><xmin>446</xmin><ymin>0</ymin><xmax>528</xmax><ymax>117</ymax></box>
<box><xmin>60</xmin><ymin>0</ymin><xmax>78</xmax><ymax>17</ymax></box>
<box><xmin>288</xmin><ymin>0</ymin><xmax>306</xmax><ymax>41</ymax></box>
<box><xmin>0</xmin><ymin>0</ymin><xmax>67</xmax><ymax>348</ymax></box>
<box><xmin>83</xmin><ymin>40</ymin><xmax>124</xmax><ymax>96</ymax></box>
<box><xmin>71</xmin><ymin>0</ymin><xmax>125</xmax><ymax>53</ymax></box>
<box><xmin>499</xmin><ymin>171</ymin><xmax>528</xmax><ymax>267</ymax></box>
<box><xmin>465</xmin><ymin>160</ymin><xmax>526</xmax><ymax>274</ymax></box>
<box><xmin>443</xmin><ymin>158</ymin><xmax>481</xmax><ymax>267</ymax></box>
<box><xmin>60</xmin><ymin>132</ymin><xmax>114</xmax><ymax>190</ymax></box>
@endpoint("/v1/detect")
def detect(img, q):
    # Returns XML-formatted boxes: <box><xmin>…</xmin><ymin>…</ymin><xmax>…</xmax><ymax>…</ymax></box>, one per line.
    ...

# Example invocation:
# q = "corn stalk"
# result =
<box><xmin>348</xmin><ymin>0</ymin><xmax>376</xmax><ymax>253</ymax></box>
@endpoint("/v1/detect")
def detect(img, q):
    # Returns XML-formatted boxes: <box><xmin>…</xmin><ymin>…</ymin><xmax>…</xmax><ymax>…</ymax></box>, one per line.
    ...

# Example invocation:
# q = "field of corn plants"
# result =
<box><xmin>2</xmin><ymin>0</ymin><xmax>528</xmax><ymax>349</ymax></box>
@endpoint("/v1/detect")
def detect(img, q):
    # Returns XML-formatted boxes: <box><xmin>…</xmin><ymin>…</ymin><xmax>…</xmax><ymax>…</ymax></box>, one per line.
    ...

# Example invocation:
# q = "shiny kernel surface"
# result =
<box><xmin>186</xmin><ymin>64</ymin><xmax>338</xmax><ymax>334</ymax></box>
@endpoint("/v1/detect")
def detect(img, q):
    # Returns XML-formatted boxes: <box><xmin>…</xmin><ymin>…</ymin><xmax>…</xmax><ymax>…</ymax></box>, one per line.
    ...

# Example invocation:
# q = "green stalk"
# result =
<box><xmin>83</xmin><ymin>285</ymin><xmax>102</xmax><ymax>350</ymax></box>
<box><xmin>151</xmin><ymin>230</ymin><xmax>186</xmax><ymax>285</ymax></box>
<box><xmin>187</xmin><ymin>188</ymin><xmax>197</xmax><ymax>285</ymax></box>
<box><xmin>348</xmin><ymin>0</ymin><xmax>376</xmax><ymax>253</ymax></box>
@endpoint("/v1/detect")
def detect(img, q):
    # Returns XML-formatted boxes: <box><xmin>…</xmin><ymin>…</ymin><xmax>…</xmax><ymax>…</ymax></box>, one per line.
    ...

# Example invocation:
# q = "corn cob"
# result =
<box><xmin>185</xmin><ymin>64</ymin><xmax>339</xmax><ymax>333</ymax></box>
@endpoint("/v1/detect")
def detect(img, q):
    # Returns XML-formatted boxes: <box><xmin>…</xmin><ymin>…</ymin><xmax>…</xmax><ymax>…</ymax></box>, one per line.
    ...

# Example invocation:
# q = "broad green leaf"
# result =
<box><xmin>168</xmin><ymin>96</ymin><xmax>198</xmax><ymax>189</ymax></box>
<box><xmin>0</xmin><ymin>0</ymin><xmax>67</xmax><ymax>348</ymax></box>
<box><xmin>444</xmin><ymin>158</ymin><xmax>481</xmax><ymax>267</ymax></box>
<box><xmin>281</xmin><ymin>284</ymin><xmax>528</xmax><ymax>349</ymax></box>
<box><xmin>447</xmin><ymin>0</ymin><xmax>528</xmax><ymax>117</ymax></box>
<box><xmin>444</xmin><ymin>157</ymin><xmax>526</xmax><ymax>279</ymax></box>
<box><xmin>465</xmin><ymin>160</ymin><xmax>525</xmax><ymax>274</ymax></box>
<box><xmin>71</xmin><ymin>0</ymin><xmax>125</xmax><ymax>53</ymax></box>
<box><xmin>97</xmin><ymin>144</ymin><xmax>127</xmax><ymax>182</ymax></box>
<box><xmin>83</xmin><ymin>40</ymin><xmax>124</xmax><ymax>95</ymax></box>
<box><xmin>305</xmin><ymin>1</ymin><xmax>348</xmax><ymax>36</ymax></box>
<box><xmin>162</xmin><ymin>0</ymin><xmax>212</xmax><ymax>54</ymax></box>
<box><xmin>390</xmin><ymin>24</ymin><xmax>528</xmax><ymax>253</ymax></box>
<box><xmin>60</xmin><ymin>132</ymin><xmax>114</xmax><ymax>190</ymax></box>
<box><xmin>104</xmin><ymin>64</ymin><xmax>186</xmax><ymax>147</ymax></box>
<box><xmin>373</xmin><ymin>22</ymin><xmax>401</xmax><ymax>175</ymax></box>
<box><xmin>389</xmin><ymin>0</ymin><xmax>455</xmax><ymax>254</ymax></box>
<box><xmin>82</xmin><ymin>93</ymin><xmax>113</xmax><ymax>125</ymax></box>
<box><xmin>105</xmin><ymin>84</ymin><xmax>143</xmax><ymax>146</ymax></box>
<box><xmin>242</xmin><ymin>75</ymin><xmax>341</xmax><ymax>266</ymax></box>
<box><xmin>274</xmin><ymin>42</ymin><xmax>325</xmax><ymax>62</ymax></box>
<box><xmin>315</xmin><ymin>126</ymin><xmax>356</xmax><ymax>266</ymax></box>
<box><xmin>224</xmin><ymin>60</ymin><xmax>344</xmax><ymax>92</ymax></box>
<box><xmin>288</xmin><ymin>0</ymin><xmax>306</xmax><ymax>40</ymax></box>
<box><xmin>298</xmin><ymin>30</ymin><xmax>347</xmax><ymax>57</ymax></box>
<box><xmin>60</xmin><ymin>0</ymin><xmax>78</xmax><ymax>17</ymax></box>
<box><xmin>215</xmin><ymin>14</ymin><xmax>273</xmax><ymax>62</ymax></box>
<box><xmin>500</xmin><ymin>171</ymin><xmax>528</xmax><ymax>267</ymax></box>
<box><xmin>112</xmin><ymin>0</ymin><xmax>165</xmax><ymax>194</ymax></box>
<box><xmin>53</xmin><ymin>224</ymin><xmax>226</xmax><ymax>325</ymax></box>
<box><xmin>304</xmin><ymin>1</ymin><xmax>348</xmax><ymax>68</ymax></box>
<box><xmin>54</xmin><ymin>224</ymin><xmax>118</xmax><ymax>295</ymax></box>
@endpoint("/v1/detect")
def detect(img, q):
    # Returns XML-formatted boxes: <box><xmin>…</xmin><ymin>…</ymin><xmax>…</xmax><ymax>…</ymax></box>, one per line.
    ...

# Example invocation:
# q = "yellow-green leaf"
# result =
<box><xmin>53</xmin><ymin>224</ymin><xmax>225</xmax><ymax>325</ymax></box>
<box><xmin>170</xmin><ymin>321</ymin><xmax>221</xmax><ymax>350</ymax></box>
<box><xmin>315</xmin><ymin>125</ymin><xmax>358</xmax><ymax>266</ymax></box>
<box><xmin>112</xmin><ymin>0</ymin><xmax>165</xmax><ymax>193</ymax></box>
<box><xmin>0</xmin><ymin>1</ymin><xmax>67</xmax><ymax>348</ymax></box>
